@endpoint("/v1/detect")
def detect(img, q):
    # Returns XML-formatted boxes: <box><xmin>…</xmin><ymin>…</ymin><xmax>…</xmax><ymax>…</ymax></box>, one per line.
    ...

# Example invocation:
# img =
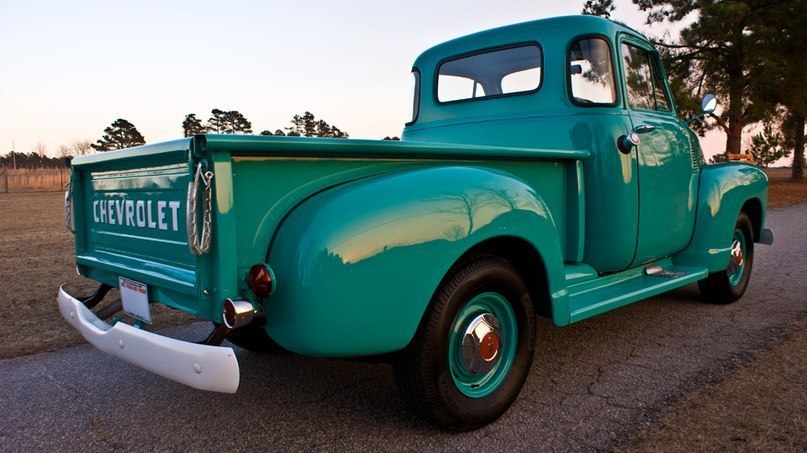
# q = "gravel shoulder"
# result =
<box><xmin>622</xmin><ymin>319</ymin><xmax>807</xmax><ymax>451</ymax></box>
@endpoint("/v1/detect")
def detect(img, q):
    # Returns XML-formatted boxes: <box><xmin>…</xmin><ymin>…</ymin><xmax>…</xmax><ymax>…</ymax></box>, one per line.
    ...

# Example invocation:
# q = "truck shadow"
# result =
<box><xmin>186</xmin><ymin>283</ymin><xmax>740</xmax><ymax>441</ymax></box>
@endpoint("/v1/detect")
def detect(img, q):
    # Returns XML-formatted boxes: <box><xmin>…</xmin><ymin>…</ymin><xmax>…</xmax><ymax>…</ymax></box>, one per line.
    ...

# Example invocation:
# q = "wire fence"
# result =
<box><xmin>0</xmin><ymin>168</ymin><xmax>71</xmax><ymax>193</ymax></box>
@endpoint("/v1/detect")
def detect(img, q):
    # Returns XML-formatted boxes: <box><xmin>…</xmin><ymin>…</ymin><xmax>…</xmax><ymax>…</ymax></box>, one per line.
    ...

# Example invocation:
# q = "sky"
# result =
<box><xmin>0</xmin><ymin>0</ymin><xmax>729</xmax><ymax>160</ymax></box>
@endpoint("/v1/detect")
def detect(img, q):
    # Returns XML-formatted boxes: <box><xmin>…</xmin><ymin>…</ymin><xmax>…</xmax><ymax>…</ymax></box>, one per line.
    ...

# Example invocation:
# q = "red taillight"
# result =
<box><xmin>248</xmin><ymin>264</ymin><xmax>274</xmax><ymax>298</ymax></box>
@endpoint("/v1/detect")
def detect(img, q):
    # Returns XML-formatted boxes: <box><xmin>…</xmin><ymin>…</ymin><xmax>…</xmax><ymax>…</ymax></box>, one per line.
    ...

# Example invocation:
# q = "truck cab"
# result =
<box><xmin>405</xmin><ymin>16</ymin><xmax>714</xmax><ymax>274</ymax></box>
<box><xmin>58</xmin><ymin>16</ymin><xmax>772</xmax><ymax>431</ymax></box>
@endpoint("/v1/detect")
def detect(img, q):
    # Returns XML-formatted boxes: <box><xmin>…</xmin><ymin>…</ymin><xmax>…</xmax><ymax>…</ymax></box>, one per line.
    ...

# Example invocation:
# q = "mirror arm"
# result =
<box><xmin>685</xmin><ymin>111</ymin><xmax>715</xmax><ymax>126</ymax></box>
<box><xmin>685</xmin><ymin>113</ymin><xmax>704</xmax><ymax>125</ymax></box>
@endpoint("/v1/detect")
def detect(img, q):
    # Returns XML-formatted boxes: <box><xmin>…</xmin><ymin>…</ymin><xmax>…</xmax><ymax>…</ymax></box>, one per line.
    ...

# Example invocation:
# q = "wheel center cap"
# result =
<box><xmin>461</xmin><ymin>313</ymin><xmax>502</xmax><ymax>375</ymax></box>
<box><xmin>730</xmin><ymin>239</ymin><xmax>744</xmax><ymax>268</ymax></box>
<box><xmin>479</xmin><ymin>332</ymin><xmax>500</xmax><ymax>361</ymax></box>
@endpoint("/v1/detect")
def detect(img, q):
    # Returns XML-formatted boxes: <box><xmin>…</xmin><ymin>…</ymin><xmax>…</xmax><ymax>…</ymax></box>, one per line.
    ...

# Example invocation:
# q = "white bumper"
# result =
<box><xmin>58</xmin><ymin>285</ymin><xmax>239</xmax><ymax>393</ymax></box>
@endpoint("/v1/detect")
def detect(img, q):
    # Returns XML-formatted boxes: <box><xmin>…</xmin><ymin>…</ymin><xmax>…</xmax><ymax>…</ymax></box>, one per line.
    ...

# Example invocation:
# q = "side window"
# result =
<box><xmin>437</xmin><ymin>45</ymin><xmax>542</xmax><ymax>103</ymax></box>
<box><xmin>408</xmin><ymin>70</ymin><xmax>420</xmax><ymax>125</ymax></box>
<box><xmin>568</xmin><ymin>38</ymin><xmax>617</xmax><ymax>105</ymax></box>
<box><xmin>621</xmin><ymin>43</ymin><xmax>671</xmax><ymax>112</ymax></box>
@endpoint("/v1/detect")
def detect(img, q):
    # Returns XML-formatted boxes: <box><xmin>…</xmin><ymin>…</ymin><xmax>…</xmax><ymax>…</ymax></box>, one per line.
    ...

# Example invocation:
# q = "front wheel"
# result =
<box><xmin>394</xmin><ymin>256</ymin><xmax>536</xmax><ymax>431</ymax></box>
<box><xmin>698</xmin><ymin>212</ymin><xmax>755</xmax><ymax>304</ymax></box>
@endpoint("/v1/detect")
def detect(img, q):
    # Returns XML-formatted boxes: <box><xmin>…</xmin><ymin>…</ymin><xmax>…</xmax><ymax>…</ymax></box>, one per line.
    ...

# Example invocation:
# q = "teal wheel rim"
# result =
<box><xmin>448</xmin><ymin>292</ymin><xmax>518</xmax><ymax>398</ymax></box>
<box><xmin>727</xmin><ymin>228</ymin><xmax>746</xmax><ymax>286</ymax></box>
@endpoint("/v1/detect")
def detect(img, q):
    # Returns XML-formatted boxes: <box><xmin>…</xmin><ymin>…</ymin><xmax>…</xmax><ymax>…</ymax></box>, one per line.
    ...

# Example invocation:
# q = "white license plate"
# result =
<box><xmin>119</xmin><ymin>277</ymin><xmax>152</xmax><ymax>324</ymax></box>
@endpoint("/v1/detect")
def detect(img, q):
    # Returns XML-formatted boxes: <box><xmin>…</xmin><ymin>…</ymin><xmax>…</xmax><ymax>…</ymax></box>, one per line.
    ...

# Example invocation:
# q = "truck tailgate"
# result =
<box><xmin>71</xmin><ymin>140</ymin><xmax>200</xmax><ymax>301</ymax></box>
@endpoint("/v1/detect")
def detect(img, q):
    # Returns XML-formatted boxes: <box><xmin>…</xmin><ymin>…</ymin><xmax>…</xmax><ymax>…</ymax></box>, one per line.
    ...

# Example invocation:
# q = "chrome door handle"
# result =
<box><xmin>633</xmin><ymin>124</ymin><xmax>656</xmax><ymax>134</ymax></box>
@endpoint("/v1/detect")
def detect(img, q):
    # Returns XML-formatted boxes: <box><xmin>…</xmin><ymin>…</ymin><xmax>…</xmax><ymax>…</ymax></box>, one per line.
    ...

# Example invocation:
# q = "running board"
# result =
<box><xmin>568</xmin><ymin>262</ymin><xmax>708</xmax><ymax>323</ymax></box>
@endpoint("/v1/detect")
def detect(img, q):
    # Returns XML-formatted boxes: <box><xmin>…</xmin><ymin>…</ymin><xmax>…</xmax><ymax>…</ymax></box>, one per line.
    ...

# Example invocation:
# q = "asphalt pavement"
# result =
<box><xmin>1</xmin><ymin>203</ymin><xmax>805</xmax><ymax>451</ymax></box>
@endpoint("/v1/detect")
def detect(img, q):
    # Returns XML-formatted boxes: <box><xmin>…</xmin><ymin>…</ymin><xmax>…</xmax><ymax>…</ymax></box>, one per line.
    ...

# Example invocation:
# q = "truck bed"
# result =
<box><xmin>69</xmin><ymin>135</ymin><xmax>587</xmax><ymax>322</ymax></box>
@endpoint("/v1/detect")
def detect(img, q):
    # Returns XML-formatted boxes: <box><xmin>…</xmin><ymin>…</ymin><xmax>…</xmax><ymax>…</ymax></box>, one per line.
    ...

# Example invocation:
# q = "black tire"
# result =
<box><xmin>218</xmin><ymin>319</ymin><xmax>283</xmax><ymax>353</ymax></box>
<box><xmin>394</xmin><ymin>256</ymin><xmax>536</xmax><ymax>431</ymax></box>
<box><xmin>698</xmin><ymin>212</ymin><xmax>755</xmax><ymax>304</ymax></box>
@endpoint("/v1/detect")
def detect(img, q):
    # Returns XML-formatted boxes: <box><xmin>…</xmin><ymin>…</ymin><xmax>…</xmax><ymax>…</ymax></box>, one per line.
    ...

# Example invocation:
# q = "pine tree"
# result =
<box><xmin>632</xmin><ymin>0</ymin><xmax>782</xmax><ymax>158</ymax></box>
<box><xmin>582</xmin><ymin>0</ymin><xmax>615</xmax><ymax>18</ymax></box>
<box><xmin>225</xmin><ymin>110</ymin><xmax>253</xmax><ymax>134</ymax></box>
<box><xmin>748</xmin><ymin>122</ymin><xmax>790</xmax><ymax>167</ymax></box>
<box><xmin>207</xmin><ymin>109</ymin><xmax>226</xmax><ymax>134</ymax></box>
<box><xmin>182</xmin><ymin>114</ymin><xmax>206</xmax><ymax>137</ymax></box>
<box><xmin>286</xmin><ymin>112</ymin><xmax>348</xmax><ymax>138</ymax></box>
<box><xmin>207</xmin><ymin>109</ymin><xmax>253</xmax><ymax>134</ymax></box>
<box><xmin>91</xmin><ymin>119</ymin><xmax>146</xmax><ymax>151</ymax></box>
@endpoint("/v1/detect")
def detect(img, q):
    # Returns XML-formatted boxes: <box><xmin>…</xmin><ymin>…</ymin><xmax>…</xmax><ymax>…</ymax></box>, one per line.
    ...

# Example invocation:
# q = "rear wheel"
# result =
<box><xmin>394</xmin><ymin>256</ymin><xmax>536</xmax><ymax>431</ymax></box>
<box><xmin>698</xmin><ymin>212</ymin><xmax>755</xmax><ymax>304</ymax></box>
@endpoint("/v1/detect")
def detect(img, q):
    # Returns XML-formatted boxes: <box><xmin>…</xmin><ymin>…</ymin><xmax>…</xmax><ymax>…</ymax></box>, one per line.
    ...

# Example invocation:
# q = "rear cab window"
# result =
<box><xmin>437</xmin><ymin>44</ymin><xmax>543</xmax><ymax>103</ymax></box>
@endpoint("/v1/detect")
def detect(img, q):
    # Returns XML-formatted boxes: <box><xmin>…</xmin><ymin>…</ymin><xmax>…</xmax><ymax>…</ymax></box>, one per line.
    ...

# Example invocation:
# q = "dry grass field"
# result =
<box><xmin>0</xmin><ymin>168</ymin><xmax>71</xmax><ymax>193</ymax></box>
<box><xmin>767</xmin><ymin>167</ymin><xmax>807</xmax><ymax>208</ymax></box>
<box><xmin>0</xmin><ymin>192</ymin><xmax>195</xmax><ymax>360</ymax></box>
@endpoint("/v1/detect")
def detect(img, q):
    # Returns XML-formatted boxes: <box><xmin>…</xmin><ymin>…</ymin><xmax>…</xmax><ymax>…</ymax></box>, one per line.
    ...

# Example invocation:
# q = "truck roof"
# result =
<box><xmin>413</xmin><ymin>15</ymin><xmax>648</xmax><ymax>70</ymax></box>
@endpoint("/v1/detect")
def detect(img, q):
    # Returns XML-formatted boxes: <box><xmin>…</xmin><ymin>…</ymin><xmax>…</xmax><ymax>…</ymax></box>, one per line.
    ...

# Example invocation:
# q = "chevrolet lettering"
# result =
<box><xmin>92</xmin><ymin>198</ymin><xmax>182</xmax><ymax>231</ymax></box>
<box><xmin>58</xmin><ymin>16</ymin><xmax>773</xmax><ymax>430</ymax></box>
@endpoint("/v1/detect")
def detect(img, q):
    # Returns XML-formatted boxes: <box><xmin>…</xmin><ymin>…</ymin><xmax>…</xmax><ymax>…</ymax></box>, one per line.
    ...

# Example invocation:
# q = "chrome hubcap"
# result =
<box><xmin>461</xmin><ymin>313</ymin><xmax>502</xmax><ymax>375</ymax></box>
<box><xmin>728</xmin><ymin>238</ymin><xmax>744</xmax><ymax>275</ymax></box>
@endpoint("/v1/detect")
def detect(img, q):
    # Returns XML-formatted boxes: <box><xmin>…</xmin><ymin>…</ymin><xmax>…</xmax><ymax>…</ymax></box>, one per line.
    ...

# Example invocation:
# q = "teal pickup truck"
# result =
<box><xmin>59</xmin><ymin>15</ymin><xmax>772</xmax><ymax>430</ymax></box>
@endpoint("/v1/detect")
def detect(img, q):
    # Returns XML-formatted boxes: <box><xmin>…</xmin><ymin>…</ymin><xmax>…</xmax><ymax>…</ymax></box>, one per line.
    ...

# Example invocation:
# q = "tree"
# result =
<box><xmin>206</xmin><ymin>108</ymin><xmax>252</xmax><ymax>134</ymax></box>
<box><xmin>259</xmin><ymin>130</ymin><xmax>274</xmax><ymax>136</ymax></box>
<box><xmin>32</xmin><ymin>142</ymin><xmax>46</xmax><ymax>159</ymax></box>
<box><xmin>288</xmin><ymin>111</ymin><xmax>317</xmax><ymax>137</ymax></box>
<box><xmin>182</xmin><ymin>114</ymin><xmax>206</xmax><ymax>137</ymax></box>
<box><xmin>273</xmin><ymin>129</ymin><xmax>286</xmax><ymax>136</ymax></box>
<box><xmin>70</xmin><ymin>139</ymin><xmax>93</xmax><ymax>156</ymax></box>
<box><xmin>748</xmin><ymin>122</ymin><xmax>790</xmax><ymax>167</ymax></box>
<box><xmin>207</xmin><ymin>108</ymin><xmax>226</xmax><ymax>133</ymax></box>
<box><xmin>633</xmin><ymin>0</ymin><xmax>779</xmax><ymax>159</ymax></box>
<box><xmin>383</xmin><ymin>136</ymin><xmax>400</xmax><ymax>140</ymax></box>
<box><xmin>91</xmin><ymin>119</ymin><xmax>146</xmax><ymax>151</ymax></box>
<box><xmin>286</xmin><ymin>111</ymin><xmax>349</xmax><ymax>138</ymax></box>
<box><xmin>316</xmin><ymin>119</ymin><xmax>348</xmax><ymax>138</ymax></box>
<box><xmin>755</xmin><ymin>0</ymin><xmax>807</xmax><ymax>180</ymax></box>
<box><xmin>582</xmin><ymin>0</ymin><xmax>615</xmax><ymax>18</ymax></box>
<box><xmin>224</xmin><ymin>110</ymin><xmax>253</xmax><ymax>134</ymax></box>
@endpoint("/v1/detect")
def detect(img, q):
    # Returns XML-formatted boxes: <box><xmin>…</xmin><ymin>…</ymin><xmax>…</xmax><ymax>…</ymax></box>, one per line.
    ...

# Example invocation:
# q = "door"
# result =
<box><xmin>618</xmin><ymin>39</ymin><xmax>698</xmax><ymax>266</ymax></box>
<box><xmin>568</xmin><ymin>36</ymin><xmax>639</xmax><ymax>272</ymax></box>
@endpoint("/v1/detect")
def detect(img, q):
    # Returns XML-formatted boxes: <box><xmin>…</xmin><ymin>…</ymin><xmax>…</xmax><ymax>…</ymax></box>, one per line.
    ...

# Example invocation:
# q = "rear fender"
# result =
<box><xmin>673</xmin><ymin>163</ymin><xmax>768</xmax><ymax>272</ymax></box>
<box><xmin>264</xmin><ymin>166</ymin><xmax>567</xmax><ymax>356</ymax></box>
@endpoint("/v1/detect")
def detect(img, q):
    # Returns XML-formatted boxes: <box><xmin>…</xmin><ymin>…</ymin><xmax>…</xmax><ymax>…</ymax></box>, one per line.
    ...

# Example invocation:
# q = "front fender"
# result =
<box><xmin>673</xmin><ymin>163</ymin><xmax>768</xmax><ymax>272</ymax></box>
<box><xmin>264</xmin><ymin>166</ymin><xmax>566</xmax><ymax>356</ymax></box>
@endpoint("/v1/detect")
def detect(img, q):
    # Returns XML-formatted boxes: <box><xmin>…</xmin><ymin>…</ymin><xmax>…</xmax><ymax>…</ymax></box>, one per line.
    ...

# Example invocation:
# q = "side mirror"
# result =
<box><xmin>701</xmin><ymin>93</ymin><xmax>717</xmax><ymax>114</ymax></box>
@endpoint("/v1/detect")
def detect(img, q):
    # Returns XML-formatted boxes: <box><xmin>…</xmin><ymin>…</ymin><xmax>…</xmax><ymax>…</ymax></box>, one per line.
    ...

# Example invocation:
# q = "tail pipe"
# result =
<box><xmin>222</xmin><ymin>298</ymin><xmax>255</xmax><ymax>329</ymax></box>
